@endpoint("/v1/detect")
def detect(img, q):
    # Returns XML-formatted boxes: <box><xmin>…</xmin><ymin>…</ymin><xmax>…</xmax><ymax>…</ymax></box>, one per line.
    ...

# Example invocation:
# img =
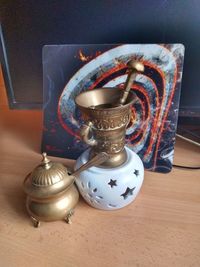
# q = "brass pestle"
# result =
<box><xmin>119</xmin><ymin>59</ymin><xmax>144</xmax><ymax>105</ymax></box>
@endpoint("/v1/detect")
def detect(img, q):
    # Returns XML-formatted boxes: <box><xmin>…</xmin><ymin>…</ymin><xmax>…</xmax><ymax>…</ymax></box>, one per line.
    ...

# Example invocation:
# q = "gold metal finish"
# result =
<box><xmin>23</xmin><ymin>59</ymin><xmax>144</xmax><ymax>226</ymax></box>
<box><xmin>75</xmin><ymin>59</ymin><xmax>144</xmax><ymax>167</ymax></box>
<box><xmin>24</xmin><ymin>154</ymin><xmax>75</xmax><ymax>199</ymax></box>
<box><xmin>75</xmin><ymin>88</ymin><xmax>135</xmax><ymax>167</ymax></box>
<box><xmin>119</xmin><ymin>60</ymin><xmax>144</xmax><ymax>105</ymax></box>
<box><xmin>23</xmin><ymin>152</ymin><xmax>110</xmax><ymax>227</ymax></box>
<box><xmin>23</xmin><ymin>153</ymin><xmax>79</xmax><ymax>227</ymax></box>
<box><xmin>80</xmin><ymin>121</ymin><xmax>98</xmax><ymax>147</ymax></box>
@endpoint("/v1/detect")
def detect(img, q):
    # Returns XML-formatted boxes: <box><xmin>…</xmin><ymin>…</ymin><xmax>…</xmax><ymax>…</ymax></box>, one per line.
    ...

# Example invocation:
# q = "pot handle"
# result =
<box><xmin>80</xmin><ymin>121</ymin><xmax>97</xmax><ymax>147</ymax></box>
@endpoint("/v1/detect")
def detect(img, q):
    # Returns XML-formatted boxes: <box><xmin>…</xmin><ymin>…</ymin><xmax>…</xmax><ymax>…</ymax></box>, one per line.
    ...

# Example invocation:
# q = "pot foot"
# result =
<box><xmin>64</xmin><ymin>210</ymin><xmax>74</xmax><ymax>224</ymax></box>
<box><xmin>31</xmin><ymin>216</ymin><xmax>40</xmax><ymax>228</ymax></box>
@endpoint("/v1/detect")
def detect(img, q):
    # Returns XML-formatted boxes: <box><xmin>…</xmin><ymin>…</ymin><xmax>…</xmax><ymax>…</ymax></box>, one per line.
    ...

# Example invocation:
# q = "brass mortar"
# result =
<box><xmin>75</xmin><ymin>60</ymin><xmax>144</xmax><ymax>167</ymax></box>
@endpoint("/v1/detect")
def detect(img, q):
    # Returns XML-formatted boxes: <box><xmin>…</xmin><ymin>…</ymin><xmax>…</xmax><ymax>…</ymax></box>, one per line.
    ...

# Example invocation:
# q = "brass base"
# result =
<box><xmin>90</xmin><ymin>149</ymin><xmax>127</xmax><ymax>168</ymax></box>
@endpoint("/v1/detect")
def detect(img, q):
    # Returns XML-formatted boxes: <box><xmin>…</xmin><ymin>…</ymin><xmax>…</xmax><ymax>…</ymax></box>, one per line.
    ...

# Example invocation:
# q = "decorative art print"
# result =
<box><xmin>42</xmin><ymin>44</ymin><xmax>184</xmax><ymax>173</ymax></box>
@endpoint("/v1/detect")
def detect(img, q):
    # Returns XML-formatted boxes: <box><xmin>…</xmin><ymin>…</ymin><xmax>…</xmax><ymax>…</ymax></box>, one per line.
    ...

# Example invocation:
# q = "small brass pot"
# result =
<box><xmin>23</xmin><ymin>153</ymin><xmax>79</xmax><ymax>227</ymax></box>
<box><xmin>23</xmin><ymin>152</ymin><xmax>108</xmax><ymax>227</ymax></box>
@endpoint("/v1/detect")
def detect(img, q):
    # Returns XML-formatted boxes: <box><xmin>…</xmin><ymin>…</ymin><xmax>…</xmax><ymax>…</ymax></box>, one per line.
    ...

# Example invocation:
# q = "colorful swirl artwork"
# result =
<box><xmin>42</xmin><ymin>44</ymin><xmax>184</xmax><ymax>173</ymax></box>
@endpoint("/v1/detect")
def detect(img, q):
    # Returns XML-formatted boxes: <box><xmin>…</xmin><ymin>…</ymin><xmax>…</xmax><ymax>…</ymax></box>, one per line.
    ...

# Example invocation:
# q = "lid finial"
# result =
<box><xmin>41</xmin><ymin>152</ymin><xmax>51</xmax><ymax>166</ymax></box>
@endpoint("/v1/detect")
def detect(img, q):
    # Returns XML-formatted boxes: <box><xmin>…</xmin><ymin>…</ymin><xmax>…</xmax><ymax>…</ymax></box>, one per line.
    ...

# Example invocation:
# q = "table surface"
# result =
<box><xmin>0</xmin><ymin>71</ymin><xmax>200</xmax><ymax>267</ymax></box>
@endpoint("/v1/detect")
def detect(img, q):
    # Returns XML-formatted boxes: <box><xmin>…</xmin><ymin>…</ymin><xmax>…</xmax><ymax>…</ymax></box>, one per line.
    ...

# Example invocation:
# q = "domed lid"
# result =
<box><xmin>23</xmin><ymin>153</ymin><xmax>74</xmax><ymax>199</ymax></box>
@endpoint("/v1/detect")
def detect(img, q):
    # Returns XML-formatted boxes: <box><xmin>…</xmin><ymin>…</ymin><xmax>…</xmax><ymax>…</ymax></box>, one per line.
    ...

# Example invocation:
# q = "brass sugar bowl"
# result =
<box><xmin>23</xmin><ymin>153</ymin><xmax>79</xmax><ymax>227</ymax></box>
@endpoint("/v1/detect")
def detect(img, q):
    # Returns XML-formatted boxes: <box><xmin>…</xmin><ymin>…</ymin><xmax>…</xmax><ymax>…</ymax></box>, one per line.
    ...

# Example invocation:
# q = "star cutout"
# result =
<box><xmin>121</xmin><ymin>187</ymin><xmax>135</xmax><ymax>199</ymax></box>
<box><xmin>134</xmin><ymin>169</ymin><xmax>139</xmax><ymax>176</ymax></box>
<box><xmin>108</xmin><ymin>179</ymin><xmax>117</xmax><ymax>188</ymax></box>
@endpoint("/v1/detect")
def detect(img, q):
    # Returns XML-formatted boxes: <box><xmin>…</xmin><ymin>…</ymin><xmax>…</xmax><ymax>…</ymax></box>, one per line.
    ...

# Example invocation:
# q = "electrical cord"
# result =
<box><xmin>176</xmin><ymin>133</ymin><xmax>200</xmax><ymax>147</ymax></box>
<box><xmin>177</xmin><ymin>125</ymin><xmax>200</xmax><ymax>140</ymax></box>
<box><xmin>172</xmin><ymin>133</ymin><xmax>200</xmax><ymax>170</ymax></box>
<box><xmin>173</xmin><ymin>164</ymin><xmax>200</xmax><ymax>170</ymax></box>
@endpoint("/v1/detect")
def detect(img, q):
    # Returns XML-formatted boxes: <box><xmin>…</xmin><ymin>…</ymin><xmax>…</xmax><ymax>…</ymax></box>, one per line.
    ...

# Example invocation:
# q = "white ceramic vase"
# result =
<box><xmin>75</xmin><ymin>146</ymin><xmax>144</xmax><ymax>210</ymax></box>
